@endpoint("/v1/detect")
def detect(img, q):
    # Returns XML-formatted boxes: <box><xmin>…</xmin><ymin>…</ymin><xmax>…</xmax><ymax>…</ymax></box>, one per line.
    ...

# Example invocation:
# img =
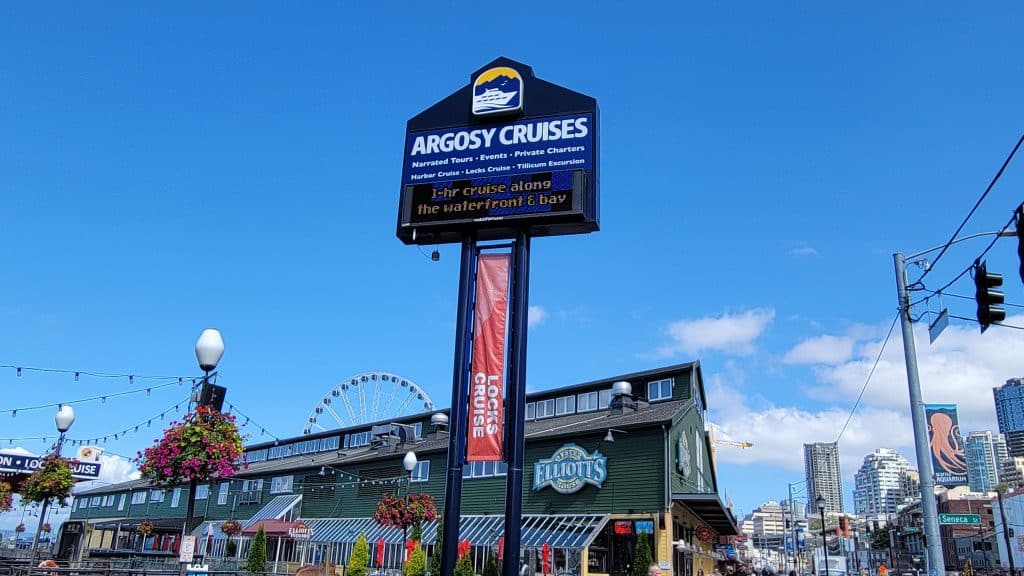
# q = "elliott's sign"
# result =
<box><xmin>532</xmin><ymin>444</ymin><xmax>607</xmax><ymax>494</ymax></box>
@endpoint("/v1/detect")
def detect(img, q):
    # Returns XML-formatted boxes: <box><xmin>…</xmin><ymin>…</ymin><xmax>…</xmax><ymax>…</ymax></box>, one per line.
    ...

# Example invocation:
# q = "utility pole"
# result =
<box><xmin>893</xmin><ymin>253</ymin><xmax>946</xmax><ymax>576</ymax></box>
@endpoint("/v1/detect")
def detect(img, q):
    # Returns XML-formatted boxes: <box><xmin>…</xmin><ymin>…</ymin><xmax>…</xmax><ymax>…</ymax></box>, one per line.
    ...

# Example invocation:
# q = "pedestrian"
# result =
<box><xmin>648</xmin><ymin>564</ymin><xmax>662</xmax><ymax>576</ymax></box>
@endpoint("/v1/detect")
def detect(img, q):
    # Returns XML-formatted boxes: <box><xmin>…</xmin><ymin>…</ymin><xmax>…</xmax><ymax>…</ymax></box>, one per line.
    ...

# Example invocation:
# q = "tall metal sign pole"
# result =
<box><xmin>893</xmin><ymin>253</ymin><xmax>945</xmax><ymax>575</ymax></box>
<box><xmin>397</xmin><ymin>57</ymin><xmax>599</xmax><ymax>576</ymax></box>
<box><xmin>501</xmin><ymin>230</ymin><xmax>530</xmax><ymax>576</ymax></box>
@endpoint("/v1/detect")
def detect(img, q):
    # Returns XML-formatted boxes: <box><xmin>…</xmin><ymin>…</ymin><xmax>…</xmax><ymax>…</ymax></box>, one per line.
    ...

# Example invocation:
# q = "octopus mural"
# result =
<box><xmin>928</xmin><ymin>409</ymin><xmax>967</xmax><ymax>480</ymax></box>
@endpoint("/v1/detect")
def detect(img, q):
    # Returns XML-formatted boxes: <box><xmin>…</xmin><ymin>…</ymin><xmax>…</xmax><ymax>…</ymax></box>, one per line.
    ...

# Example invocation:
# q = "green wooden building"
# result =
<box><xmin>68</xmin><ymin>362</ymin><xmax>737</xmax><ymax>576</ymax></box>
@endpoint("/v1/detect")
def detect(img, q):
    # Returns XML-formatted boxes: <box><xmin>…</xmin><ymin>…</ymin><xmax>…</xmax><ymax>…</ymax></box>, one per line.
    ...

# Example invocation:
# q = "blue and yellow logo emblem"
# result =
<box><xmin>472</xmin><ymin>66</ymin><xmax>523</xmax><ymax>116</ymax></box>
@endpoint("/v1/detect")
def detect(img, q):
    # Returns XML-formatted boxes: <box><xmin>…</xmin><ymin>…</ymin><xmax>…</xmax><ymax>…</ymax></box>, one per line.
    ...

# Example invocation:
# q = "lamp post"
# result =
<box><xmin>402</xmin><ymin>451</ymin><xmax>418</xmax><ymax>565</ymax></box>
<box><xmin>31</xmin><ymin>404</ymin><xmax>76</xmax><ymax>565</ymax></box>
<box><xmin>183</xmin><ymin>330</ymin><xmax>224</xmax><ymax>541</ymax></box>
<box><xmin>817</xmin><ymin>495</ymin><xmax>829</xmax><ymax>576</ymax></box>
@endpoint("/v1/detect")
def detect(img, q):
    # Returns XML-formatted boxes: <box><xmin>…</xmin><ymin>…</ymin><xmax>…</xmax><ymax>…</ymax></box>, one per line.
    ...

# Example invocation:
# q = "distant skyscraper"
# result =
<box><xmin>805</xmin><ymin>442</ymin><xmax>843</xmax><ymax>514</ymax></box>
<box><xmin>965</xmin><ymin>431</ymin><xmax>1008</xmax><ymax>492</ymax></box>
<box><xmin>994</xmin><ymin>377</ymin><xmax>1024</xmax><ymax>457</ymax></box>
<box><xmin>853</xmin><ymin>448</ymin><xmax>913</xmax><ymax>518</ymax></box>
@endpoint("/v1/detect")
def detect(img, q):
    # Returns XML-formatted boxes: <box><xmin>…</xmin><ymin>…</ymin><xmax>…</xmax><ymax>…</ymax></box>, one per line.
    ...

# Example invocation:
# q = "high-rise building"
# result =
<box><xmin>901</xmin><ymin>469</ymin><xmax>920</xmax><ymax>501</ymax></box>
<box><xmin>853</xmin><ymin>448</ymin><xmax>913</xmax><ymax>518</ymax></box>
<box><xmin>805</xmin><ymin>442</ymin><xmax>843</xmax><ymax>514</ymax></box>
<box><xmin>994</xmin><ymin>377</ymin><xmax>1024</xmax><ymax>457</ymax></box>
<box><xmin>740</xmin><ymin>501</ymin><xmax>787</xmax><ymax>551</ymax></box>
<box><xmin>965</xmin><ymin>431</ymin><xmax>1008</xmax><ymax>492</ymax></box>
<box><xmin>1000</xmin><ymin>457</ymin><xmax>1024</xmax><ymax>489</ymax></box>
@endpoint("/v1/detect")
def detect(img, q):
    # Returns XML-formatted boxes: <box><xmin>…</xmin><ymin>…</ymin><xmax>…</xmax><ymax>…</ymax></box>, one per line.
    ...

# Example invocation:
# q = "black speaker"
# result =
<box><xmin>199</xmin><ymin>382</ymin><xmax>226</xmax><ymax>412</ymax></box>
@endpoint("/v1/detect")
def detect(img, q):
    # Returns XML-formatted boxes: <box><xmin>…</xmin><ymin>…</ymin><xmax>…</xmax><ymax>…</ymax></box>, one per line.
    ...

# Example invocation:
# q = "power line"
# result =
<box><xmin>836</xmin><ymin>314</ymin><xmax>899</xmax><ymax>444</ymax></box>
<box><xmin>916</xmin><ymin>133</ymin><xmax>1024</xmax><ymax>285</ymax></box>
<box><xmin>1</xmin><ymin>379</ymin><xmax>188</xmax><ymax>416</ymax></box>
<box><xmin>0</xmin><ymin>364</ymin><xmax>200</xmax><ymax>382</ymax></box>
<box><xmin>224</xmin><ymin>402</ymin><xmax>281</xmax><ymax>442</ymax></box>
<box><xmin>948</xmin><ymin>314</ymin><xmax>1024</xmax><ymax>330</ymax></box>
<box><xmin>910</xmin><ymin>203</ymin><xmax>1021</xmax><ymax>308</ymax></box>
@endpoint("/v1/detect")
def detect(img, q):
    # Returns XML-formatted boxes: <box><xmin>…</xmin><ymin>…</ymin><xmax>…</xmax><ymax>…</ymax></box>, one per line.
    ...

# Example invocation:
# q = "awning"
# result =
<box><xmin>93</xmin><ymin>518</ymin><xmax>187</xmax><ymax>532</ymax></box>
<box><xmin>242</xmin><ymin>494</ymin><xmax>302</xmax><ymax>529</ymax></box>
<box><xmin>243</xmin><ymin>519</ymin><xmax>308</xmax><ymax>537</ymax></box>
<box><xmin>674</xmin><ymin>492</ymin><xmax>740</xmax><ymax>536</ymax></box>
<box><xmin>304</xmin><ymin>514</ymin><xmax>608</xmax><ymax>549</ymax></box>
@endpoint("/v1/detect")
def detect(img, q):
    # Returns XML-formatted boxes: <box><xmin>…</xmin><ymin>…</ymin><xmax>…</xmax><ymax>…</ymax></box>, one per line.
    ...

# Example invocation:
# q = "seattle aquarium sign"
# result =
<box><xmin>532</xmin><ymin>444</ymin><xmax>607</xmax><ymax>494</ymax></box>
<box><xmin>397</xmin><ymin>57</ymin><xmax>599</xmax><ymax>245</ymax></box>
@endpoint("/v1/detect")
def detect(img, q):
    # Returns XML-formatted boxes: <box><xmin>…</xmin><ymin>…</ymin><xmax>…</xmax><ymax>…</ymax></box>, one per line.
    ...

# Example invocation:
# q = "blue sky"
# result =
<box><xmin>2</xmin><ymin>2</ymin><xmax>1024</xmax><ymax>529</ymax></box>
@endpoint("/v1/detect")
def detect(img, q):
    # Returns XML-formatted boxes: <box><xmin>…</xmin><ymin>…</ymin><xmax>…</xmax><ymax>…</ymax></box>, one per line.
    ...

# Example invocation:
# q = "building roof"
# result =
<box><xmin>78</xmin><ymin>397</ymin><xmax>692</xmax><ymax>496</ymax></box>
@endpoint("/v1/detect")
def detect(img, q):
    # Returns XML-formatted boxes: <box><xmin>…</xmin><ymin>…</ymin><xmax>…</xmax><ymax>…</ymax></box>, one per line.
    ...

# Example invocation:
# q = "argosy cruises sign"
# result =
<box><xmin>532</xmin><ymin>443</ymin><xmax>607</xmax><ymax>494</ymax></box>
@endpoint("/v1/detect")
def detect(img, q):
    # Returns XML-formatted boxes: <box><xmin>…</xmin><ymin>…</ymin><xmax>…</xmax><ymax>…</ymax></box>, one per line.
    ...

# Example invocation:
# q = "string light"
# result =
<box><xmin>0</xmin><ymin>379</ymin><xmax>182</xmax><ymax>416</ymax></box>
<box><xmin>1</xmin><ymin>364</ymin><xmax>198</xmax><ymax>382</ymax></box>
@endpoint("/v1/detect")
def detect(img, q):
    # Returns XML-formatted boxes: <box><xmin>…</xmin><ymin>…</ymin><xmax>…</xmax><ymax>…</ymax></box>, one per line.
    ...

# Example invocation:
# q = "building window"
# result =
<box><xmin>91</xmin><ymin>496</ymin><xmax>102</xmax><ymax>507</ymax></box>
<box><xmin>414</xmin><ymin>422</ymin><xmax>423</xmax><ymax>439</ymax></box>
<box><xmin>118</xmin><ymin>494</ymin><xmax>126</xmax><ymax>511</ymax></box>
<box><xmin>270</xmin><ymin>475</ymin><xmax>293</xmax><ymax>494</ymax></box>
<box><xmin>648</xmin><ymin>378</ymin><xmax>673</xmax><ymax>402</ymax></box>
<box><xmin>104</xmin><ymin>494</ymin><xmax>115</xmax><ymax>507</ymax></box>
<box><xmin>131</xmin><ymin>491</ymin><xmax>147</xmax><ymax>505</ymax></box>
<box><xmin>345</xmin><ymin>431</ymin><xmax>372</xmax><ymax>448</ymax></box>
<box><xmin>577</xmin><ymin>392</ymin><xmax>598</xmax><ymax>412</ymax></box>
<box><xmin>240</xmin><ymin>479</ymin><xmax>263</xmax><ymax>504</ymax></box>
<box><xmin>74</xmin><ymin>499</ymin><xmax>81</xmax><ymax>510</ymax></box>
<box><xmin>217</xmin><ymin>482</ymin><xmax>229</xmax><ymax>505</ymax></box>
<box><xmin>171</xmin><ymin>488</ymin><xmax>181</xmax><ymax>508</ymax></box>
<box><xmin>525</xmin><ymin>403</ymin><xmax>536</xmax><ymax>420</ymax></box>
<box><xmin>195</xmin><ymin>484</ymin><xmax>209</xmax><ymax>500</ymax></box>
<box><xmin>463</xmin><ymin>461</ymin><xmax>508</xmax><ymax>478</ymax></box>
<box><xmin>535</xmin><ymin>399</ymin><xmax>555</xmax><ymax>419</ymax></box>
<box><xmin>149</xmin><ymin>490</ymin><xmax>164</xmax><ymax>503</ymax></box>
<box><xmin>411</xmin><ymin>461</ymin><xmax>430</xmax><ymax>483</ymax></box>
<box><xmin>599</xmin><ymin>389</ymin><xmax>612</xmax><ymax>409</ymax></box>
<box><xmin>555</xmin><ymin>395</ymin><xmax>576</xmax><ymax>415</ymax></box>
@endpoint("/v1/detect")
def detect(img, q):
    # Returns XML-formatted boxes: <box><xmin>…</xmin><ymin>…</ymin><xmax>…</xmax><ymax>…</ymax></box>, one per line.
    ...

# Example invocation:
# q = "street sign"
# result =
<box><xmin>938</xmin><ymin>513</ymin><xmax>981</xmax><ymax>525</ymax></box>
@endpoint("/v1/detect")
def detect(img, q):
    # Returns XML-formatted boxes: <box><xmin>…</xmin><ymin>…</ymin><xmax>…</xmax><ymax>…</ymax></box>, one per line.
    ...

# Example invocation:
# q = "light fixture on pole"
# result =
<box><xmin>30</xmin><ymin>404</ymin><xmax>75</xmax><ymax>566</ymax></box>
<box><xmin>604</xmin><ymin>428</ymin><xmax>627</xmax><ymax>443</ymax></box>
<box><xmin>402</xmin><ymin>451</ymin><xmax>418</xmax><ymax>560</ymax></box>
<box><xmin>182</xmin><ymin>329</ymin><xmax>225</xmax><ymax>547</ymax></box>
<box><xmin>816</xmin><ymin>495</ymin><xmax>829</xmax><ymax>576</ymax></box>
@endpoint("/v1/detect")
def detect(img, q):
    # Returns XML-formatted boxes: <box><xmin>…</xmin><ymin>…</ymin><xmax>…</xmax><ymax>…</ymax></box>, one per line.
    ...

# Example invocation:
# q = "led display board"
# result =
<box><xmin>397</xmin><ymin>58</ymin><xmax>599</xmax><ymax>245</ymax></box>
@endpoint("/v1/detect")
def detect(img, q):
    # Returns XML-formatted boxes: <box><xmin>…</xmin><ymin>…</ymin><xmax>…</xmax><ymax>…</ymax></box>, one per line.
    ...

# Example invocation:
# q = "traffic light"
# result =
<box><xmin>974</xmin><ymin>260</ymin><xmax>1006</xmax><ymax>332</ymax></box>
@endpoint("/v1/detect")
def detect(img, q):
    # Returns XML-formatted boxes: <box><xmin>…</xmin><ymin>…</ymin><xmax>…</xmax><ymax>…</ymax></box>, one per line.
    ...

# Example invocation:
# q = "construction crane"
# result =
<box><xmin>707</xmin><ymin>423</ymin><xmax>753</xmax><ymax>462</ymax></box>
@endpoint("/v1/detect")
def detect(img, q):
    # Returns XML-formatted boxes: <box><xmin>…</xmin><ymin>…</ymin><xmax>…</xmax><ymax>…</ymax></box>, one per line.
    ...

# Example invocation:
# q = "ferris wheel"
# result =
<box><xmin>302</xmin><ymin>371</ymin><xmax>438</xmax><ymax>435</ymax></box>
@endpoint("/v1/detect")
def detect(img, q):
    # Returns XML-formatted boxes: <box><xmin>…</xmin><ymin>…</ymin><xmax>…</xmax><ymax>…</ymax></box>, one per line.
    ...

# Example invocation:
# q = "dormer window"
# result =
<box><xmin>648</xmin><ymin>378</ymin><xmax>673</xmax><ymax>402</ymax></box>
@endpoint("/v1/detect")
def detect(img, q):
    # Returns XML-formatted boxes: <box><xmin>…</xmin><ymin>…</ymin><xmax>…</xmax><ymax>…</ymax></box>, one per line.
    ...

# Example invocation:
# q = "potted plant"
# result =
<box><xmin>136</xmin><ymin>405</ymin><xmax>245</xmax><ymax>486</ymax></box>
<box><xmin>0</xmin><ymin>481</ymin><xmax>12</xmax><ymax>513</ymax></box>
<box><xmin>221</xmin><ymin>519</ymin><xmax>243</xmax><ymax>537</ymax></box>
<box><xmin>41</xmin><ymin>523</ymin><xmax>52</xmax><ymax>533</ymax></box>
<box><xmin>19</xmin><ymin>455</ymin><xmax>74</xmax><ymax>505</ymax></box>
<box><xmin>373</xmin><ymin>492</ymin><xmax>437</xmax><ymax>537</ymax></box>
<box><xmin>137</xmin><ymin>520</ymin><xmax>154</xmax><ymax>536</ymax></box>
<box><xmin>15</xmin><ymin>523</ymin><xmax>26</xmax><ymax>534</ymax></box>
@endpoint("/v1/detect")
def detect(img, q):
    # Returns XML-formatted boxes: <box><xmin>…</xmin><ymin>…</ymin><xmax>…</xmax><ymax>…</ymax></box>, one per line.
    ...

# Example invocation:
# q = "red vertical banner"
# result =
<box><xmin>466</xmin><ymin>252</ymin><xmax>510</xmax><ymax>462</ymax></box>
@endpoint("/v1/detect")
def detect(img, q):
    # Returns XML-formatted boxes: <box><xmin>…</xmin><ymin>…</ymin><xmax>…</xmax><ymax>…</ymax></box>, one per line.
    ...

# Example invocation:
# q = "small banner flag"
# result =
<box><xmin>466</xmin><ymin>253</ymin><xmax>510</xmax><ymax>462</ymax></box>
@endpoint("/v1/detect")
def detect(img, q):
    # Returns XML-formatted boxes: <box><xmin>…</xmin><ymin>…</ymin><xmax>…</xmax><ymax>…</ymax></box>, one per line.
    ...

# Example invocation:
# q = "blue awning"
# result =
<box><xmin>242</xmin><ymin>494</ymin><xmax>303</xmax><ymax>528</ymax></box>
<box><xmin>303</xmin><ymin>514</ymin><xmax>607</xmax><ymax>549</ymax></box>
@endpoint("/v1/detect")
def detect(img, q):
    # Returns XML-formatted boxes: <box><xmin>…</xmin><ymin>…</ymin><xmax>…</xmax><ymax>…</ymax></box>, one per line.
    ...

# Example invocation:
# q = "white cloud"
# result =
<box><xmin>789</xmin><ymin>246</ymin><xmax>820</xmax><ymax>257</ymax></box>
<box><xmin>656</xmin><ymin>308</ymin><xmax>775</xmax><ymax>357</ymax></box>
<box><xmin>783</xmin><ymin>335</ymin><xmax>855</xmax><ymax>365</ymax></box>
<box><xmin>809</xmin><ymin>314</ymin><xmax>1024</xmax><ymax>432</ymax></box>
<box><xmin>704</xmin><ymin>314</ymin><xmax>1024</xmax><ymax>484</ymax></box>
<box><xmin>528</xmin><ymin>305</ymin><xmax>547</xmax><ymax>328</ymax></box>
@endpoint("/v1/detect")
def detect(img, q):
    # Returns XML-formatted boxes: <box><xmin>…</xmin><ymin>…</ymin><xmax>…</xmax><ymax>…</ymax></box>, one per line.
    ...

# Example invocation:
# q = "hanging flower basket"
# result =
<box><xmin>15</xmin><ymin>523</ymin><xmax>26</xmax><ymax>533</ymax></box>
<box><xmin>373</xmin><ymin>492</ymin><xmax>437</xmax><ymax>532</ymax></box>
<box><xmin>136</xmin><ymin>405</ymin><xmax>245</xmax><ymax>486</ymax></box>
<box><xmin>0</xmin><ymin>481</ymin><xmax>13</xmax><ymax>513</ymax></box>
<box><xmin>137</xmin><ymin>521</ymin><xmax>154</xmax><ymax>536</ymax></box>
<box><xmin>220</xmin><ymin>519</ymin><xmax>242</xmax><ymax>537</ymax></box>
<box><xmin>19</xmin><ymin>455</ymin><xmax>74</xmax><ymax>505</ymax></box>
<box><xmin>41</xmin><ymin>523</ymin><xmax>52</xmax><ymax>533</ymax></box>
